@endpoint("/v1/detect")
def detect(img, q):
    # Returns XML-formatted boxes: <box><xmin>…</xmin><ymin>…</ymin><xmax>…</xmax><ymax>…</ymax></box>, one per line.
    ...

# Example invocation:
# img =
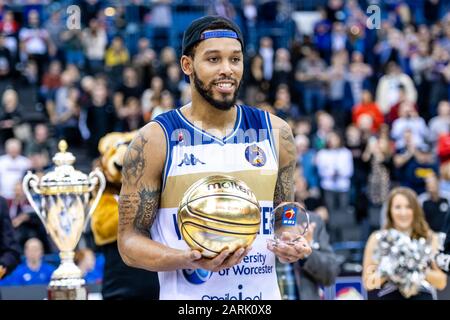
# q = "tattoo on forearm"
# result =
<box><xmin>274</xmin><ymin>124</ymin><xmax>296</xmax><ymax>208</ymax></box>
<box><xmin>119</xmin><ymin>188</ymin><xmax>161</xmax><ymax>237</ymax></box>
<box><xmin>118</xmin><ymin>193</ymin><xmax>138</xmax><ymax>234</ymax></box>
<box><xmin>133</xmin><ymin>188</ymin><xmax>161</xmax><ymax>237</ymax></box>
<box><xmin>280</xmin><ymin>124</ymin><xmax>296</xmax><ymax>159</ymax></box>
<box><xmin>122</xmin><ymin>132</ymin><xmax>148</xmax><ymax>186</ymax></box>
<box><xmin>274</xmin><ymin>160</ymin><xmax>296</xmax><ymax>208</ymax></box>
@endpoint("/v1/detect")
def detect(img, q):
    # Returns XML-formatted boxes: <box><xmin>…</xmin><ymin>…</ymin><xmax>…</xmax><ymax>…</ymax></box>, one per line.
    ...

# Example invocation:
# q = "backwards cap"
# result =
<box><xmin>182</xmin><ymin>15</ymin><xmax>244</xmax><ymax>56</ymax></box>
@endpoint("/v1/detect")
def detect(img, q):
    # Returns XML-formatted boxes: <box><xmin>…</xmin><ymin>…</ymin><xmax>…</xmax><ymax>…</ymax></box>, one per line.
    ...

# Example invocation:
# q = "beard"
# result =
<box><xmin>192</xmin><ymin>70</ymin><xmax>241</xmax><ymax>111</ymax></box>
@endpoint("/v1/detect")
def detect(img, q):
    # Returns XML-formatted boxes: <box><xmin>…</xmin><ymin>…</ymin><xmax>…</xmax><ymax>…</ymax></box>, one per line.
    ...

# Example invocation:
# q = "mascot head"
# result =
<box><xmin>91</xmin><ymin>131</ymin><xmax>136</xmax><ymax>246</ymax></box>
<box><xmin>98</xmin><ymin>131</ymin><xmax>136</xmax><ymax>186</ymax></box>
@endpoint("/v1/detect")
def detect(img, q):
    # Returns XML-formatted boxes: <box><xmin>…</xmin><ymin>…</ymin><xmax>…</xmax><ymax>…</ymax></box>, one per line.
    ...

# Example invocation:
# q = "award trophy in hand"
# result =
<box><xmin>267</xmin><ymin>202</ymin><xmax>310</xmax><ymax>247</ymax></box>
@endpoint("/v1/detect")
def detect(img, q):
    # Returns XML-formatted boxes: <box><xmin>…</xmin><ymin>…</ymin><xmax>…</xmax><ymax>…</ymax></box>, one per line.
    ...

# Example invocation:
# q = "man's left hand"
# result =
<box><xmin>267</xmin><ymin>232</ymin><xmax>312</xmax><ymax>264</ymax></box>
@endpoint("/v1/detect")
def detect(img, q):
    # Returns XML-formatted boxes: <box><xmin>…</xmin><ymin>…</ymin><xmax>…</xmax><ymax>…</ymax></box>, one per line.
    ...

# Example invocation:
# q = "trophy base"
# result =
<box><xmin>48</xmin><ymin>286</ymin><xmax>88</xmax><ymax>300</ymax></box>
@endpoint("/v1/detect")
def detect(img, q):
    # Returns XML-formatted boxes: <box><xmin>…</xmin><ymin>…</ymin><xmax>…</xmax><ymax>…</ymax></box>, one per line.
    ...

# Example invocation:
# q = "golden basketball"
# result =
<box><xmin>177</xmin><ymin>175</ymin><xmax>261</xmax><ymax>258</ymax></box>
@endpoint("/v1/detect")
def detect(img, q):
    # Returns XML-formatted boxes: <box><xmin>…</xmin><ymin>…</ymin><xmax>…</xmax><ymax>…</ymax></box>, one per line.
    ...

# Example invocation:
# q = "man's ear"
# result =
<box><xmin>180</xmin><ymin>55</ymin><xmax>193</xmax><ymax>78</ymax></box>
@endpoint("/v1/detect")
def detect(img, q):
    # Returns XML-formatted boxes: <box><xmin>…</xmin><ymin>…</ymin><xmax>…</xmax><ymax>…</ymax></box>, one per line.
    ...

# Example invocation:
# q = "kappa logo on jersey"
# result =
<box><xmin>282</xmin><ymin>207</ymin><xmax>297</xmax><ymax>226</ymax></box>
<box><xmin>178</xmin><ymin>153</ymin><xmax>206</xmax><ymax>167</ymax></box>
<box><xmin>182</xmin><ymin>268</ymin><xmax>212</xmax><ymax>284</ymax></box>
<box><xmin>245</xmin><ymin>144</ymin><xmax>266</xmax><ymax>167</ymax></box>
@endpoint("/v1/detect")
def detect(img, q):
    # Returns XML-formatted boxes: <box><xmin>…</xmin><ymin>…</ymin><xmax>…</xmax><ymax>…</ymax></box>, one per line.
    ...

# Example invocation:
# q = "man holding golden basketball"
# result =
<box><xmin>118</xmin><ymin>16</ymin><xmax>312</xmax><ymax>300</ymax></box>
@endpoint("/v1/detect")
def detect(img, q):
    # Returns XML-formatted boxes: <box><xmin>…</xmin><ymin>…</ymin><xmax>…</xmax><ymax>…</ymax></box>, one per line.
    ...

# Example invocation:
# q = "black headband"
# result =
<box><xmin>182</xmin><ymin>15</ymin><xmax>244</xmax><ymax>56</ymax></box>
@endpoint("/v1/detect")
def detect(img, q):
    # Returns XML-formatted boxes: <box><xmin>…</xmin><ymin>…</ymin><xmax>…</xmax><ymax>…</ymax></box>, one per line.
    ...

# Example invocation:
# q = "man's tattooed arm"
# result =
<box><xmin>122</xmin><ymin>132</ymin><xmax>148</xmax><ymax>186</ymax></box>
<box><xmin>119</xmin><ymin>130</ymin><xmax>161</xmax><ymax>238</ymax></box>
<box><xmin>273</xmin><ymin>122</ymin><xmax>296</xmax><ymax>208</ymax></box>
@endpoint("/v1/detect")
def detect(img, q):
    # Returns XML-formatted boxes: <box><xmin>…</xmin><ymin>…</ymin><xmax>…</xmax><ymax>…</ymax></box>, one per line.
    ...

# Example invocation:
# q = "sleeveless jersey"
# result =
<box><xmin>151</xmin><ymin>105</ymin><xmax>281</xmax><ymax>300</ymax></box>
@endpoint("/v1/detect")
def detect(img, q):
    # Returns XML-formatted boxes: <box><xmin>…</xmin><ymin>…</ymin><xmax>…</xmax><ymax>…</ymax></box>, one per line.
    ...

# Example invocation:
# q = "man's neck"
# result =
<box><xmin>27</xmin><ymin>259</ymin><xmax>41</xmax><ymax>271</ymax></box>
<box><xmin>181</xmin><ymin>92</ymin><xmax>238</xmax><ymax>138</ymax></box>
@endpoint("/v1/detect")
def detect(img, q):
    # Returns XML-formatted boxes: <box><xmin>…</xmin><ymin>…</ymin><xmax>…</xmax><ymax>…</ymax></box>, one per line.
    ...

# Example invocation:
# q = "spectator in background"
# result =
<box><xmin>79</xmin><ymin>0</ymin><xmax>102</xmax><ymax>27</ymax></box>
<box><xmin>428</xmin><ymin>43</ymin><xmax>449</xmax><ymax>117</ymax></box>
<box><xmin>19</xmin><ymin>10</ymin><xmax>54</xmax><ymax>83</ymax></box>
<box><xmin>293</xmin><ymin>209</ymin><xmax>340</xmax><ymax>300</ymax></box>
<box><xmin>121</xmin><ymin>97</ymin><xmax>145</xmax><ymax>132</ymax></box>
<box><xmin>363</xmin><ymin>187</ymin><xmax>447</xmax><ymax>299</ymax></box>
<box><xmin>312</xmin><ymin>111</ymin><xmax>335</xmax><ymax>150</ymax></box>
<box><xmin>0</xmin><ymin>195</ymin><xmax>20</xmax><ymax>289</ymax></box>
<box><xmin>385</xmin><ymin>84</ymin><xmax>417</xmax><ymax>126</ymax></box>
<box><xmin>316</xmin><ymin>131</ymin><xmax>354</xmax><ymax>242</ymax></box>
<box><xmin>418</xmin><ymin>173</ymin><xmax>450</xmax><ymax>233</ymax></box>
<box><xmin>149</xmin><ymin>1</ymin><xmax>172</xmax><ymax>52</ymax></box>
<box><xmin>132</xmin><ymin>37</ymin><xmax>156</xmax><ymax>87</ymax></box>
<box><xmin>151</xmin><ymin>90</ymin><xmax>173</xmax><ymax>120</ymax></box>
<box><xmin>141</xmin><ymin>75</ymin><xmax>164</xmax><ymax>121</ymax></box>
<box><xmin>294</xmin><ymin>118</ymin><xmax>312</xmax><ymax>139</ymax></box>
<box><xmin>376</xmin><ymin>61</ymin><xmax>417</xmax><ymax>115</ymax></box>
<box><xmin>165</xmin><ymin>63</ymin><xmax>182</xmax><ymax>103</ymax></box>
<box><xmin>0</xmin><ymin>34</ymin><xmax>13</xmax><ymax>90</ymax></box>
<box><xmin>86</xmin><ymin>82</ymin><xmax>116</xmax><ymax>158</ymax></box>
<box><xmin>243</xmin><ymin>54</ymin><xmax>269</xmax><ymax>106</ymax></box>
<box><xmin>352</xmin><ymin>89</ymin><xmax>384</xmax><ymax>133</ymax></box>
<box><xmin>272</xmin><ymin>84</ymin><xmax>300</xmax><ymax>121</ymax></box>
<box><xmin>114</xmin><ymin>67</ymin><xmax>143</xmax><ymax>128</ymax></box>
<box><xmin>0</xmin><ymin>138</ymin><xmax>30</xmax><ymax>203</ymax></box>
<box><xmin>313</xmin><ymin>6</ymin><xmax>332</xmax><ymax>62</ymax></box>
<box><xmin>0</xmin><ymin>89</ymin><xmax>24</xmax><ymax>145</ymax></box>
<box><xmin>43</xmin><ymin>10</ymin><xmax>64</xmax><ymax>57</ymax></box>
<box><xmin>391</xmin><ymin>101</ymin><xmax>429</xmax><ymax>150</ymax></box>
<box><xmin>24</xmin><ymin>123</ymin><xmax>56</xmax><ymax>162</ymax></box>
<box><xmin>291</xmin><ymin>171</ymin><xmax>340</xmax><ymax>299</ymax></box>
<box><xmin>82</xmin><ymin>18</ymin><xmax>107</xmax><ymax>75</ymax></box>
<box><xmin>157</xmin><ymin>46</ymin><xmax>177</xmax><ymax>81</ymax></box>
<box><xmin>105</xmin><ymin>36</ymin><xmax>129</xmax><ymax>83</ymax></box>
<box><xmin>0</xmin><ymin>10</ymin><xmax>19</xmax><ymax>56</ymax></box>
<box><xmin>47</xmin><ymin>76</ymin><xmax>81</xmax><ymax>144</ymax></box>
<box><xmin>294</xmin><ymin>170</ymin><xmax>327</xmax><ymax>223</ymax></box>
<box><xmin>295</xmin><ymin>134</ymin><xmax>319</xmax><ymax>192</ymax></box>
<box><xmin>9</xmin><ymin>182</ymin><xmax>50</xmax><ymax>253</ymax></box>
<box><xmin>330</xmin><ymin>21</ymin><xmax>351</xmax><ymax>54</ymax></box>
<box><xmin>61</xmin><ymin>28</ymin><xmax>84</xmax><ymax>69</ymax></box>
<box><xmin>410</xmin><ymin>41</ymin><xmax>434</xmax><ymax>119</ymax></box>
<box><xmin>39</xmin><ymin>60</ymin><xmax>62</xmax><ymax>103</ymax></box>
<box><xmin>362</xmin><ymin>125</ymin><xmax>393</xmax><ymax>233</ymax></box>
<box><xmin>326</xmin><ymin>50</ymin><xmax>352</xmax><ymax>128</ymax></box>
<box><xmin>0</xmin><ymin>238</ymin><xmax>55</xmax><ymax>286</ymax></box>
<box><xmin>393</xmin><ymin>130</ymin><xmax>437</xmax><ymax>195</ymax></box>
<box><xmin>295</xmin><ymin>48</ymin><xmax>327</xmax><ymax>115</ymax></box>
<box><xmin>429</xmin><ymin>100</ymin><xmax>450</xmax><ymax>144</ymax></box>
<box><xmin>258</xmin><ymin>37</ymin><xmax>274</xmax><ymax>82</ymax></box>
<box><xmin>271</xmin><ymin>48</ymin><xmax>293</xmax><ymax>96</ymax></box>
<box><xmin>347</xmin><ymin>51</ymin><xmax>372</xmax><ymax>105</ymax></box>
<box><xmin>346</xmin><ymin>125</ymin><xmax>370</xmax><ymax>226</ymax></box>
<box><xmin>75</xmin><ymin>248</ymin><xmax>102</xmax><ymax>284</ymax></box>
<box><xmin>208</xmin><ymin>0</ymin><xmax>236</xmax><ymax>19</ymax></box>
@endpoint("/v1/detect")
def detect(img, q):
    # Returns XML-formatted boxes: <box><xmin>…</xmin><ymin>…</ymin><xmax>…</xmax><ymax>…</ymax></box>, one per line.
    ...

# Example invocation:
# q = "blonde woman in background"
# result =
<box><xmin>363</xmin><ymin>187</ymin><xmax>447</xmax><ymax>299</ymax></box>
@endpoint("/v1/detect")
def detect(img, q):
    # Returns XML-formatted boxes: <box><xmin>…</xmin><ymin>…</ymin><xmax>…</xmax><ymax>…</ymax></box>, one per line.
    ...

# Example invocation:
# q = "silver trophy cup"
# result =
<box><xmin>22</xmin><ymin>140</ymin><xmax>106</xmax><ymax>300</ymax></box>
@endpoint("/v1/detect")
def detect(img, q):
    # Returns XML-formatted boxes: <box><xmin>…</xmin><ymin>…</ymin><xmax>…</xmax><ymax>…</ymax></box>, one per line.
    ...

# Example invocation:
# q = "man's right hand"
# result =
<box><xmin>184</xmin><ymin>247</ymin><xmax>251</xmax><ymax>272</ymax></box>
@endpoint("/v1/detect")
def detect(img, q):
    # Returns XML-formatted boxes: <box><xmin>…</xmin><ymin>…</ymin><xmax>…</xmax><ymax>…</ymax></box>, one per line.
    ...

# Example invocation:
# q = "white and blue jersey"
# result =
<box><xmin>151</xmin><ymin>104</ymin><xmax>281</xmax><ymax>300</ymax></box>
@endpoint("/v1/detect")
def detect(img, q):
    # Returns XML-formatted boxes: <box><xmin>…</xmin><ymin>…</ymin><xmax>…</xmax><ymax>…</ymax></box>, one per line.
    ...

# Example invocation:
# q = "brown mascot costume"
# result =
<box><xmin>91</xmin><ymin>132</ymin><xmax>159</xmax><ymax>299</ymax></box>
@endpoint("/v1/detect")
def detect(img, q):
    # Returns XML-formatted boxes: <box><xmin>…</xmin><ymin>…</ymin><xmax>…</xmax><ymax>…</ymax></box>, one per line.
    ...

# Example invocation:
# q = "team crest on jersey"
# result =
<box><xmin>245</xmin><ymin>144</ymin><xmax>266</xmax><ymax>167</ymax></box>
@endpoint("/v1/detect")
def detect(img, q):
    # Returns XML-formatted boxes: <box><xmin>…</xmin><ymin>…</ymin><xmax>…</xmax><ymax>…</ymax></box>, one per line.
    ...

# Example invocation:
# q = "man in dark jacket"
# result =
<box><xmin>436</xmin><ymin>212</ymin><xmax>450</xmax><ymax>273</ymax></box>
<box><xmin>294</xmin><ymin>212</ymin><xmax>341</xmax><ymax>299</ymax></box>
<box><xmin>0</xmin><ymin>195</ymin><xmax>21</xmax><ymax>297</ymax></box>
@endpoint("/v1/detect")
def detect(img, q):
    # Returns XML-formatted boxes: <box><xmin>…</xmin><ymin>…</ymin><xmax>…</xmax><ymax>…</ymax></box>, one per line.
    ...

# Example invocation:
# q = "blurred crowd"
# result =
<box><xmin>0</xmin><ymin>0</ymin><xmax>450</xmax><ymax>297</ymax></box>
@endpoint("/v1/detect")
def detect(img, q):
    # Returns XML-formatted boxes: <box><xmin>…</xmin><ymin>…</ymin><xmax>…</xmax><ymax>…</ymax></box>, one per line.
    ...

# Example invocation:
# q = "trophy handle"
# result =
<box><xmin>84</xmin><ymin>168</ymin><xmax>106</xmax><ymax>231</ymax></box>
<box><xmin>22</xmin><ymin>171</ymin><xmax>48</xmax><ymax>233</ymax></box>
